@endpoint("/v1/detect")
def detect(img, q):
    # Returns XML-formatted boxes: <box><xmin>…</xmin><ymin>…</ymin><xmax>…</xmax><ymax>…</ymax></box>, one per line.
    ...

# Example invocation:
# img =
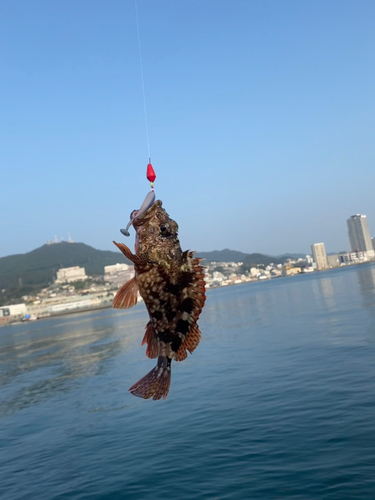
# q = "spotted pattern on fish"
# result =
<box><xmin>113</xmin><ymin>200</ymin><xmax>206</xmax><ymax>400</ymax></box>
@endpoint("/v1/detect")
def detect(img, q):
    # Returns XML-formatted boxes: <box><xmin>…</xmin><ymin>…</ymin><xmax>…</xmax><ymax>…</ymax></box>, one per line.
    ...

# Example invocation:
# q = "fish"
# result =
<box><xmin>113</xmin><ymin>194</ymin><xmax>206</xmax><ymax>400</ymax></box>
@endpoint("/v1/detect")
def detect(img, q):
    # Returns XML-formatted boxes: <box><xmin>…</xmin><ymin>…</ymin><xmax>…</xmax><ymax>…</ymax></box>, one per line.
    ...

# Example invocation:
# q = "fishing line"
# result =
<box><xmin>120</xmin><ymin>6</ymin><xmax>156</xmax><ymax>236</ymax></box>
<box><xmin>135</xmin><ymin>0</ymin><xmax>151</xmax><ymax>161</ymax></box>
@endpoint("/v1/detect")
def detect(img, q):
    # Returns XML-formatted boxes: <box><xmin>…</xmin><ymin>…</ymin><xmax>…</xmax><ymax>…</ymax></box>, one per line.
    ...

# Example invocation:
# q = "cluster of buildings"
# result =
<box><xmin>204</xmin><ymin>257</ymin><xmax>314</xmax><ymax>288</ymax></box>
<box><xmin>0</xmin><ymin>263</ymin><xmax>136</xmax><ymax>324</ymax></box>
<box><xmin>312</xmin><ymin>214</ymin><xmax>375</xmax><ymax>270</ymax></box>
<box><xmin>207</xmin><ymin>213</ymin><xmax>375</xmax><ymax>287</ymax></box>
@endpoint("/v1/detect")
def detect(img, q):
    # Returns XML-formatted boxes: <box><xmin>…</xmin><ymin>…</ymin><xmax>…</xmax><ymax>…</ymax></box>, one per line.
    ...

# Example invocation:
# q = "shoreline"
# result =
<box><xmin>3</xmin><ymin>260</ymin><xmax>375</xmax><ymax>326</ymax></box>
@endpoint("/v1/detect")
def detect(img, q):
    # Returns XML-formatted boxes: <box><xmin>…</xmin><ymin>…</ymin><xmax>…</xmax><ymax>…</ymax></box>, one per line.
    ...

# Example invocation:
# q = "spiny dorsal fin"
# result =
<box><xmin>188</xmin><ymin>254</ymin><xmax>207</xmax><ymax>322</ymax></box>
<box><xmin>174</xmin><ymin>252</ymin><xmax>206</xmax><ymax>362</ymax></box>
<box><xmin>113</xmin><ymin>277</ymin><xmax>139</xmax><ymax>309</ymax></box>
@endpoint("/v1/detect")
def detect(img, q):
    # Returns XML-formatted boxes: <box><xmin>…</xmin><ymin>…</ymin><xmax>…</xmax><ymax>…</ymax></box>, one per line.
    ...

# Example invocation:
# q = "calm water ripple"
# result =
<box><xmin>1</xmin><ymin>264</ymin><xmax>375</xmax><ymax>499</ymax></box>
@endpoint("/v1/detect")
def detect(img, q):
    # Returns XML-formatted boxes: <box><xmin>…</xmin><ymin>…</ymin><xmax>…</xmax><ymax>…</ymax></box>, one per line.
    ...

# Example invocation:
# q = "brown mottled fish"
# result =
<box><xmin>113</xmin><ymin>193</ymin><xmax>206</xmax><ymax>400</ymax></box>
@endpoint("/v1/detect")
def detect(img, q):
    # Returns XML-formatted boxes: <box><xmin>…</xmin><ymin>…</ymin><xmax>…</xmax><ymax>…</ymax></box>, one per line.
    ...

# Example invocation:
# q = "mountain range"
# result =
<box><xmin>0</xmin><ymin>243</ymin><xmax>299</xmax><ymax>306</ymax></box>
<box><xmin>196</xmin><ymin>249</ymin><xmax>302</xmax><ymax>264</ymax></box>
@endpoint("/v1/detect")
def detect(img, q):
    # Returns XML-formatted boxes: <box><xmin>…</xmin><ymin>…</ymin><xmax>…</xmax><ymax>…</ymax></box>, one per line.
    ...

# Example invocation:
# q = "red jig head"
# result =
<box><xmin>147</xmin><ymin>160</ymin><xmax>156</xmax><ymax>191</ymax></box>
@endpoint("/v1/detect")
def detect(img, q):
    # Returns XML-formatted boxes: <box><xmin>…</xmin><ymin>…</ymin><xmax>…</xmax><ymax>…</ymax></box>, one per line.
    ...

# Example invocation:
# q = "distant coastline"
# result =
<box><xmin>4</xmin><ymin>259</ymin><xmax>375</xmax><ymax>327</ymax></box>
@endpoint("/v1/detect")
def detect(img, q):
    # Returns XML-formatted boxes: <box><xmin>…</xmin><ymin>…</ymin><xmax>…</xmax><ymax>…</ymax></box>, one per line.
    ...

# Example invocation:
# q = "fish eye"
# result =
<box><xmin>160</xmin><ymin>224</ymin><xmax>171</xmax><ymax>237</ymax></box>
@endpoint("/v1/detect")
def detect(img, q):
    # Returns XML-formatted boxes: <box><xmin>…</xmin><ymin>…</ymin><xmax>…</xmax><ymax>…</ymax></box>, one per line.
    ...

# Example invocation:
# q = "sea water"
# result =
<box><xmin>1</xmin><ymin>264</ymin><xmax>375</xmax><ymax>499</ymax></box>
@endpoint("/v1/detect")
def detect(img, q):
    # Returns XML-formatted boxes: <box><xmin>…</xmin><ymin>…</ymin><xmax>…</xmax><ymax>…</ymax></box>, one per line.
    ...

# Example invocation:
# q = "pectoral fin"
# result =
<box><xmin>113</xmin><ymin>277</ymin><xmax>139</xmax><ymax>309</ymax></box>
<box><xmin>113</xmin><ymin>241</ymin><xmax>144</xmax><ymax>266</ymax></box>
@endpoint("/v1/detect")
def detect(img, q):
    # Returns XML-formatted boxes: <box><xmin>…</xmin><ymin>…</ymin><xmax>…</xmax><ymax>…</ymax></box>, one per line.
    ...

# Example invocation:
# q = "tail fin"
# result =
<box><xmin>129</xmin><ymin>356</ymin><xmax>171</xmax><ymax>400</ymax></box>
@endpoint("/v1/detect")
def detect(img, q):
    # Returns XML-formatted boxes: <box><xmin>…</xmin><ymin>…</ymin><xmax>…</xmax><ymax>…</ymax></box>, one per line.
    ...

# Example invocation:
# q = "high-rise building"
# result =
<box><xmin>347</xmin><ymin>214</ymin><xmax>373</xmax><ymax>252</ymax></box>
<box><xmin>311</xmin><ymin>243</ymin><xmax>329</xmax><ymax>270</ymax></box>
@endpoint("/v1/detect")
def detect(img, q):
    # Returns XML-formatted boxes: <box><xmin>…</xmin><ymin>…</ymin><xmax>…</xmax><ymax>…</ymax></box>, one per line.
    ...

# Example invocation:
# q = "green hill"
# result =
<box><xmin>196</xmin><ymin>249</ymin><xmax>291</xmax><ymax>266</ymax></box>
<box><xmin>0</xmin><ymin>242</ymin><xmax>131</xmax><ymax>306</ymax></box>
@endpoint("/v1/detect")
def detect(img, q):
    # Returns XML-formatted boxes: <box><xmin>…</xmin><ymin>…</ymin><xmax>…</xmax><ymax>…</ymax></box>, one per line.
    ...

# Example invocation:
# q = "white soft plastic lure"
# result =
<box><xmin>120</xmin><ymin>191</ymin><xmax>155</xmax><ymax>237</ymax></box>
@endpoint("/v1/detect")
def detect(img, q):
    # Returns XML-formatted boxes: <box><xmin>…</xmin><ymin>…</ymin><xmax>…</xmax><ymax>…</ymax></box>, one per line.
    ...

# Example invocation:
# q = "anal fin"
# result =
<box><xmin>141</xmin><ymin>321</ymin><xmax>158</xmax><ymax>358</ymax></box>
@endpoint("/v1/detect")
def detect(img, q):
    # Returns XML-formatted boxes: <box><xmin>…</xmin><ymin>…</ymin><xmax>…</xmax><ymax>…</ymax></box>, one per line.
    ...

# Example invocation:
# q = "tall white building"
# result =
<box><xmin>347</xmin><ymin>214</ymin><xmax>373</xmax><ymax>252</ymax></box>
<box><xmin>56</xmin><ymin>266</ymin><xmax>87</xmax><ymax>283</ymax></box>
<box><xmin>311</xmin><ymin>243</ymin><xmax>329</xmax><ymax>270</ymax></box>
<box><xmin>104</xmin><ymin>263</ymin><xmax>130</xmax><ymax>276</ymax></box>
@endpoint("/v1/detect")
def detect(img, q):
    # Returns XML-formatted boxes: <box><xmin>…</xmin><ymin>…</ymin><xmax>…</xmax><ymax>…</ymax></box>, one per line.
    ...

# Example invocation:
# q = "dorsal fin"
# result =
<box><xmin>113</xmin><ymin>277</ymin><xmax>139</xmax><ymax>309</ymax></box>
<box><xmin>189</xmin><ymin>254</ymin><xmax>206</xmax><ymax>323</ymax></box>
<box><xmin>175</xmin><ymin>324</ymin><xmax>202</xmax><ymax>361</ymax></box>
<box><xmin>175</xmin><ymin>252</ymin><xmax>206</xmax><ymax>362</ymax></box>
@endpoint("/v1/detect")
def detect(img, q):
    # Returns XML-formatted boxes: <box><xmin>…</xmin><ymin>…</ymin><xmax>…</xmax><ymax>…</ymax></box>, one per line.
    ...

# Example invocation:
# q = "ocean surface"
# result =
<box><xmin>1</xmin><ymin>264</ymin><xmax>375</xmax><ymax>500</ymax></box>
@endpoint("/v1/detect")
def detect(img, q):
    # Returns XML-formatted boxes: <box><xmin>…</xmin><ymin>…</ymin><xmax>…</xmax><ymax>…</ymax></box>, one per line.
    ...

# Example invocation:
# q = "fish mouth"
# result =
<box><xmin>120</xmin><ymin>191</ymin><xmax>156</xmax><ymax>237</ymax></box>
<box><xmin>133</xmin><ymin>200</ymin><xmax>162</xmax><ymax>226</ymax></box>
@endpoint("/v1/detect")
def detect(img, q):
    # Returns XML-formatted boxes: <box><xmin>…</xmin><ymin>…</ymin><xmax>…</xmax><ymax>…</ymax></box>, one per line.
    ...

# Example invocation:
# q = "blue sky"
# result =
<box><xmin>1</xmin><ymin>0</ymin><xmax>375</xmax><ymax>258</ymax></box>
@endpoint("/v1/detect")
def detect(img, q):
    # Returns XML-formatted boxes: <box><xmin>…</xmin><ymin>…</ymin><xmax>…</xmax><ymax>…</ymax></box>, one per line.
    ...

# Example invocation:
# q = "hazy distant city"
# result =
<box><xmin>1</xmin><ymin>213</ymin><xmax>375</xmax><ymax>325</ymax></box>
